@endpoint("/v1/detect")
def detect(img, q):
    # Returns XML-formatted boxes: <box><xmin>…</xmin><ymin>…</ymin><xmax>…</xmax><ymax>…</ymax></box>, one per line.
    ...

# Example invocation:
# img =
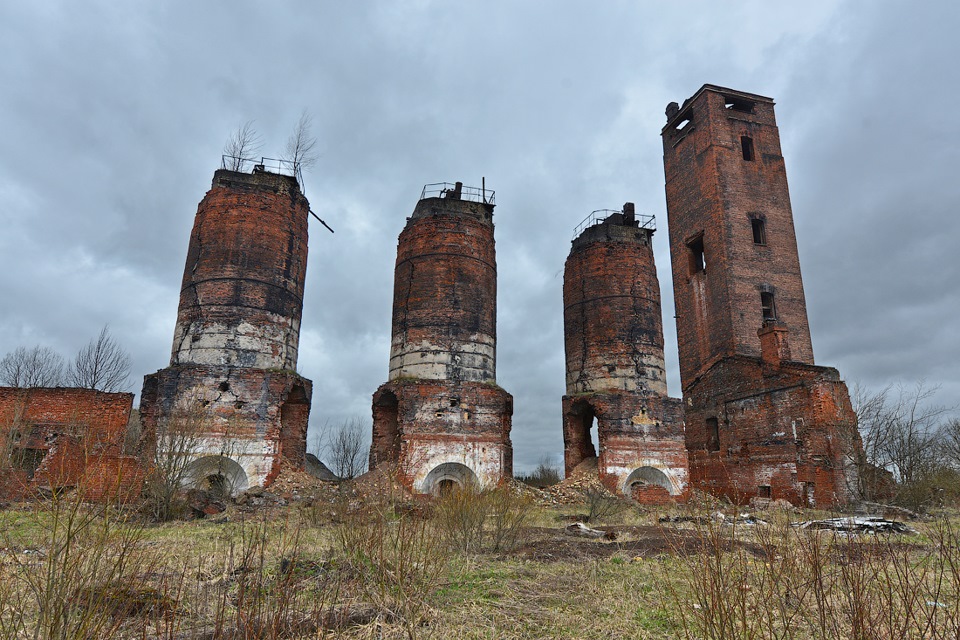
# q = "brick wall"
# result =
<box><xmin>0</xmin><ymin>387</ymin><xmax>141</xmax><ymax>502</ymax></box>
<box><xmin>143</xmin><ymin>168</ymin><xmax>314</xmax><ymax>492</ymax></box>
<box><xmin>662</xmin><ymin>85</ymin><xmax>862</xmax><ymax>506</ymax></box>
<box><xmin>172</xmin><ymin>170</ymin><xmax>309</xmax><ymax>371</ymax></box>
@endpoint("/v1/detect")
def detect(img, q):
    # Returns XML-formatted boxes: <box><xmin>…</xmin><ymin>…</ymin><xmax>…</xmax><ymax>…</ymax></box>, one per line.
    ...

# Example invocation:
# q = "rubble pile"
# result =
<box><xmin>537</xmin><ymin>458</ymin><xmax>621</xmax><ymax>507</ymax></box>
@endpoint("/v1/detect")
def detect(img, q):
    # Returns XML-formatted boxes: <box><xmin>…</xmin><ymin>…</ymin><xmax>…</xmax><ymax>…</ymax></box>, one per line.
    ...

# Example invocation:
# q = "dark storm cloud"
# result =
<box><xmin>1</xmin><ymin>1</ymin><xmax>956</xmax><ymax>472</ymax></box>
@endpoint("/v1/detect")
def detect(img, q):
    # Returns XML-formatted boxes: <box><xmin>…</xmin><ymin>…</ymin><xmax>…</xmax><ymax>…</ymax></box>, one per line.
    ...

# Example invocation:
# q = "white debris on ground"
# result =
<box><xmin>791</xmin><ymin>516</ymin><xmax>916</xmax><ymax>534</ymax></box>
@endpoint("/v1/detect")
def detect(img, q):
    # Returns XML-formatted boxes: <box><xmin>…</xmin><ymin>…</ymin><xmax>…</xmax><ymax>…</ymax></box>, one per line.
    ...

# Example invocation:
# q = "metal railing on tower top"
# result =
<box><xmin>419</xmin><ymin>182</ymin><xmax>495</xmax><ymax>205</ymax></box>
<box><xmin>221</xmin><ymin>155</ymin><xmax>304</xmax><ymax>185</ymax></box>
<box><xmin>572</xmin><ymin>209</ymin><xmax>656</xmax><ymax>241</ymax></box>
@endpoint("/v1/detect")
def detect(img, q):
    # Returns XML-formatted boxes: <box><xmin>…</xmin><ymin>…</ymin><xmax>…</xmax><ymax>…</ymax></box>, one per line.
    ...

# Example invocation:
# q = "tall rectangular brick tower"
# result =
<box><xmin>662</xmin><ymin>85</ymin><xmax>862</xmax><ymax>506</ymax></box>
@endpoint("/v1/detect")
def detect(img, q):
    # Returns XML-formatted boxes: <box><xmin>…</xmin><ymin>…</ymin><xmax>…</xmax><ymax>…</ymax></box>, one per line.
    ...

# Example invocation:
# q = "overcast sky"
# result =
<box><xmin>2</xmin><ymin>1</ymin><xmax>958</xmax><ymax>472</ymax></box>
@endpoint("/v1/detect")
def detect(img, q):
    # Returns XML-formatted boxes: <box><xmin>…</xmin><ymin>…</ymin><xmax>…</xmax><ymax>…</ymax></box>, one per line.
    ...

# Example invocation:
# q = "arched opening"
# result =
<box><xmin>183</xmin><ymin>455</ymin><xmax>249</xmax><ymax>496</ymax></box>
<box><xmin>564</xmin><ymin>399</ymin><xmax>599</xmax><ymax>475</ymax></box>
<box><xmin>280</xmin><ymin>383</ymin><xmax>310</xmax><ymax>466</ymax></box>
<box><xmin>422</xmin><ymin>462</ymin><xmax>479</xmax><ymax>495</ymax></box>
<box><xmin>372</xmin><ymin>390</ymin><xmax>400</xmax><ymax>468</ymax></box>
<box><xmin>624</xmin><ymin>466</ymin><xmax>675</xmax><ymax>496</ymax></box>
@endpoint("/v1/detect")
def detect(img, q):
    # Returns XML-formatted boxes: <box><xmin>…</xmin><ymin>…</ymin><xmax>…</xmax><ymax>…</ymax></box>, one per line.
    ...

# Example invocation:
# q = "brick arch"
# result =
<box><xmin>563</xmin><ymin>398</ymin><xmax>600</xmax><ymax>476</ymax></box>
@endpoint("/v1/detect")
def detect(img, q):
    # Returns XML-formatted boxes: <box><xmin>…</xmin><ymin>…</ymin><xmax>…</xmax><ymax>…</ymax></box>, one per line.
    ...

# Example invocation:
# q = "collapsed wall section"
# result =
<box><xmin>0</xmin><ymin>387</ymin><xmax>141</xmax><ymax>502</ymax></box>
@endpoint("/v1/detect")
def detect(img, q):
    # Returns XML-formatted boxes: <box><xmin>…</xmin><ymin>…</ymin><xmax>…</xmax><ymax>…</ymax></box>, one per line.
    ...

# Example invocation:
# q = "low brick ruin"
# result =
<box><xmin>0</xmin><ymin>387</ymin><xmax>142</xmax><ymax>501</ymax></box>
<box><xmin>370</xmin><ymin>182</ymin><xmax>513</xmax><ymax>494</ymax></box>
<box><xmin>562</xmin><ymin>204</ymin><xmax>687</xmax><ymax>503</ymax></box>
<box><xmin>140</xmin><ymin>168</ymin><xmax>314</xmax><ymax>494</ymax></box>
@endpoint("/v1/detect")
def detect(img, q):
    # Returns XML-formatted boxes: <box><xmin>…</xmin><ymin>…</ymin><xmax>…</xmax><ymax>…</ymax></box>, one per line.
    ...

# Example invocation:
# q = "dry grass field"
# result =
<box><xmin>2</xmin><ymin>477</ymin><xmax>959</xmax><ymax>639</ymax></box>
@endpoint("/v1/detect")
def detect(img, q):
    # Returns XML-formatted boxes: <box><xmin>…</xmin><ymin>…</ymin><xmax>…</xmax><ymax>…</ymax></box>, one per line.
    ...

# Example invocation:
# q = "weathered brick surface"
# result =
<box><xmin>662</xmin><ymin>85</ymin><xmax>862</xmax><ymax>506</ymax></box>
<box><xmin>141</xmin><ymin>363</ymin><xmax>312</xmax><ymax>490</ymax></box>
<box><xmin>683</xmin><ymin>357</ymin><xmax>859</xmax><ymax>505</ymax></box>
<box><xmin>562</xmin><ymin>207</ymin><xmax>688</xmax><ymax>502</ymax></box>
<box><xmin>142</xmin><ymin>168</ymin><xmax>313</xmax><ymax>492</ymax></box>
<box><xmin>172</xmin><ymin>170</ymin><xmax>309</xmax><ymax>370</ymax></box>
<box><xmin>371</xmin><ymin>187</ymin><xmax>513</xmax><ymax>492</ymax></box>
<box><xmin>0</xmin><ymin>387</ymin><xmax>141</xmax><ymax>501</ymax></box>
<box><xmin>663</xmin><ymin>86</ymin><xmax>813</xmax><ymax>387</ymax></box>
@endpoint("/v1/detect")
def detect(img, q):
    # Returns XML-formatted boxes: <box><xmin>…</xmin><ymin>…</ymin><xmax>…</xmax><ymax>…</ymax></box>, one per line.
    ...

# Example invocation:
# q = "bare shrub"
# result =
<box><xmin>70</xmin><ymin>325</ymin><xmax>131</xmax><ymax>392</ymax></box>
<box><xmin>323</xmin><ymin>417</ymin><xmax>368</xmax><ymax>480</ymax></box>
<box><xmin>855</xmin><ymin>381</ymin><xmax>958</xmax><ymax>509</ymax></box>
<box><xmin>665</xmin><ymin>514</ymin><xmax>960</xmax><ymax>639</ymax></box>
<box><xmin>517</xmin><ymin>457</ymin><xmax>562</xmax><ymax>488</ymax></box>
<box><xmin>337</xmin><ymin>503</ymin><xmax>446</xmax><ymax>638</ymax></box>
<box><xmin>284</xmin><ymin>110</ymin><xmax>319</xmax><ymax>176</ymax></box>
<box><xmin>223</xmin><ymin>120</ymin><xmax>262</xmax><ymax>171</ymax></box>
<box><xmin>434</xmin><ymin>485</ymin><xmax>533</xmax><ymax>554</ymax></box>
<box><xmin>0</xmin><ymin>345</ymin><xmax>66</xmax><ymax>387</ymax></box>
<box><xmin>144</xmin><ymin>394</ymin><xmax>209</xmax><ymax>521</ymax></box>
<box><xmin>582</xmin><ymin>486</ymin><xmax>628</xmax><ymax>522</ymax></box>
<box><xmin>0</xmin><ymin>492</ymin><xmax>152</xmax><ymax>638</ymax></box>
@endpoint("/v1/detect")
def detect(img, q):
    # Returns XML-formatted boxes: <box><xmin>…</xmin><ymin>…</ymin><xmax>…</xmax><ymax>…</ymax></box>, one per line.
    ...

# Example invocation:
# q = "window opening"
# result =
<box><xmin>688</xmin><ymin>236</ymin><xmax>705</xmax><ymax>274</ymax></box>
<box><xmin>761</xmin><ymin>291</ymin><xmax>777</xmax><ymax>322</ymax></box>
<box><xmin>752</xmin><ymin>218</ymin><xmax>766</xmax><ymax>245</ymax></box>
<box><xmin>706</xmin><ymin>417</ymin><xmax>720</xmax><ymax>452</ymax></box>
<box><xmin>741</xmin><ymin>136</ymin><xmax>755</xmax><ymax>161</ymax></box>
<box><xmin>725</xmin><ymin>97</ymin><xmax>756</xmax><ymax>113</ymax></box>
<box><xmin>758</xmin><ymin>485</ymin><xmax>772</xmax><ymax>499</ymax></box>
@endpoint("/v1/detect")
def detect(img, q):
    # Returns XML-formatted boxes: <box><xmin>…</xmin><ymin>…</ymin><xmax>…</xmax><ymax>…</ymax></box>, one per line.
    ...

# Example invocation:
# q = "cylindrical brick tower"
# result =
<box><xmin>388</xmin><ymin>194</ymin><xmax>497</xmax><ymax>384</ymax></box>
<box><xmin>561</xmin><ymin>204</ymin><xmax>687</xmax><ymax>503</ymax></box>
<box><xmin>172</xmin><ymin>170</ymin><xmax>309</xmax><ymax>370</ymax></box>
<box><xmin>564</xmin><ymin>203</ymin><xmax>667</xmax><ymax>397</ymax></box>
<box><xmin>371</xmin><ymin>182</ymin><xmax>513</xmax><ymax>494</ymax></box>
<box><xmin>140</xmin><ymin>166</ymin><xmax>314</xmax><ymax>493</ymax></box>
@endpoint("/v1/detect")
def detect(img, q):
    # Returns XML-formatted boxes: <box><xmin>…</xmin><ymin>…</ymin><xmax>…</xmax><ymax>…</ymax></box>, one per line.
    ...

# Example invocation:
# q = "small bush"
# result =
<box><xmin>582</xmin><ymin>486</ymin><xmax>628</xmax><ymax>522</ymax></box>
<box><xmin>434</xmin><ymin>485</ymin><xmax>533</xmax><ymax>554</ymax></box>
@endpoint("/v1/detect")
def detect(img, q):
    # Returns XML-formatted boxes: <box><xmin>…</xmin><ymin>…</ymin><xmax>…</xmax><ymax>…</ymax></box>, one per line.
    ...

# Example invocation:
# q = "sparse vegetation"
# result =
<box><xmin>5</xmin><ymin>473</ymin><xmax>960</xmax><ymax>638</ymax></box>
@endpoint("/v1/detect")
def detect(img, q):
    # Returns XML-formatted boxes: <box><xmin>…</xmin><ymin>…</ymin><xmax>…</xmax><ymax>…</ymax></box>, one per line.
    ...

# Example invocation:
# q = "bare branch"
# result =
<box><xmin>0</xmin><ymin>346</ymin><xmax>66</xmax><ymax>387</ymax></box>
<box><xmin>70</xmin><ymin>325</ymin><xmax>131</xmax><ymax>392</ymax></box>
<box><xmin>323</xmin><ymin>417</ymin><xmax>368</xmax><ymax>480</ymax></box>
<box><xmin>223</xmin><ymin>120</ymin><xmax>262</xmax><ymax>171</ymax></box>
<box><xmin>284</xmin><ymin>110</ymin><xmax>319</xmax><ymax>175</ymax></box>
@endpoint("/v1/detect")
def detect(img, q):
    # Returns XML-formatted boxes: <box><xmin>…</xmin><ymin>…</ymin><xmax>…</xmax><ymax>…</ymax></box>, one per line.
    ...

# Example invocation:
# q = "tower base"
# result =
<box><xmin>562</xmin><ymin>392</ymin><xmax>688</xmax><ymax>504</ymax></box>
<box><xmin>371</xmin><ymin>379</ymin><xmax>513</xmax><ymax>494</ymax></box>
<box><xmin>140</xmin><ymin>365</ymin><xmax>311</xmax><ymax>493</ymax></box>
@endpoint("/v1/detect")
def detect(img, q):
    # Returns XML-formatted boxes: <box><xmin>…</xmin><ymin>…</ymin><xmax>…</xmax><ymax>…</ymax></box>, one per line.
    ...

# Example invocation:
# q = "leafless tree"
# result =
<box><xmin>324</xmin><ymin>417</ymin><xmax>368</xmax><ymax>480</ymax></box>
<box><xmin>145</xmin><ymin>394</ymin><xmax>208</xmax><ymax>521</ymax></box>
<box><xmin>0</xmin><ymin>346</ymin><xmax>66</xmax><ymax>387</ymax></box>
<box><xmin>855</xmin><ymin>381</ymin><xmax>949</xmax><ymax>486</ymax></box>
<box><xmin>223</xmin><ymin>120</ymin><xmax>262</xmax><ymax>171</ymax></box>
<box><xmin>70</xmin><ymin>325</ymin><xmax>131</xmax><ymax>392</ymax></box>
<box><xmin>284</xmin><ymin>110</ymin><xmax>319</xmax><ymax>176</ymax></box>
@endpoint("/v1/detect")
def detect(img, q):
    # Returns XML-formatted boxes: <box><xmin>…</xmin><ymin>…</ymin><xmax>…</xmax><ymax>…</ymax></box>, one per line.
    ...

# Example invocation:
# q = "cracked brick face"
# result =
<box><xmin>172</xmin><ymin>170</ymin><xmax>309</xmax><ymax>370</ymax></box>
<box><xmin>662</xmin><ymin>86</ymin><xmax>862</xmax><ymax>506</ymax></box>
<box><xmin>561</xmin><ymin>211</ymin><xmax>688</xmax><ymax>503</ymax></box>
<box><xmin>140</xmin><ymin>169</ymin><xmax>313</xmax><ymax>491</ymax></box>
<box><xmin>371</xmin><ymin>192</ymin><xmax>512</xmax><ymax>492</ymax></box>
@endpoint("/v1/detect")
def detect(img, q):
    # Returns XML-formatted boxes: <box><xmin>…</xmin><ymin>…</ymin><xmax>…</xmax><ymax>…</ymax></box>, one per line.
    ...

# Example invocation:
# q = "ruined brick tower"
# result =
<box><xmin>662</xmin><ymin>85</ymin><xmax>860</xmax><ymax>506</ymax></box>
<box><xmin>140</xmin><ymin>165</ymin><xmax>313</xmax><ymax>493</ymax></box>
<box><xmin>562</xmin><ymin>204</ymin><xmax>686</xmax><ymax>503</ymax></box>
<box><xmin>370</xmin><ymin>182</ymin><xmax>513</xmax><ymax>494</ymax></box>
